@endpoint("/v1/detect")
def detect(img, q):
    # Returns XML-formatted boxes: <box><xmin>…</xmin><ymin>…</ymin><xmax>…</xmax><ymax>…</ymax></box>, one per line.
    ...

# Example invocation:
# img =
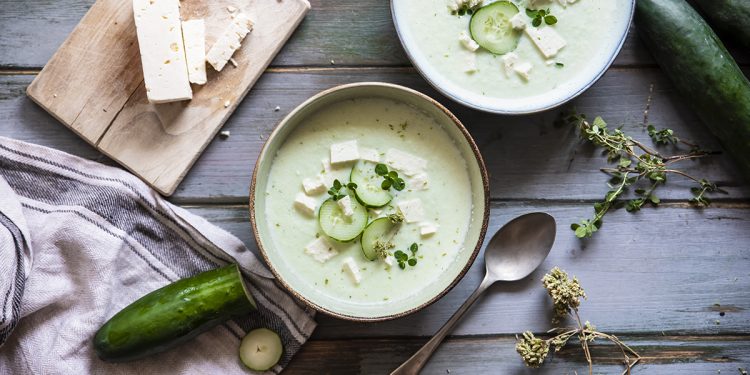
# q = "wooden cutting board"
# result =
<box><xmin>27</xmin><ymin>0</ymin><xmax>310</xmax><ymax>196</ymax></box>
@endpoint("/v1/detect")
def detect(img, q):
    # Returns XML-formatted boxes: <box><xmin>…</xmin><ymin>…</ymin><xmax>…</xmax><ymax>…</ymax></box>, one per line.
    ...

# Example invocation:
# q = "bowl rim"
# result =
<box><xmin>248</xmin><ymin>82</ymin><xmax>491</xmax><ymax>322</ymax></box>
<box><xmin>389</xmin><ymin>0</ymin><xmax>636</xmax><ymax>115</ymax></box>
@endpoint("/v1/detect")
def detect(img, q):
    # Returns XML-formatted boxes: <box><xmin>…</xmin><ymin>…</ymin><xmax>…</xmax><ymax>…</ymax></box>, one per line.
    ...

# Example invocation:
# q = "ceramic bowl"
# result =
<box><xmin>390</xmin><ymin>0</ymin><xmax>636</xmax><ymax>114</ymax></box>
<box><xmin>249</xmin><ymin>82</ymin><xmax>490</xmax><ymax>321</ymax></box>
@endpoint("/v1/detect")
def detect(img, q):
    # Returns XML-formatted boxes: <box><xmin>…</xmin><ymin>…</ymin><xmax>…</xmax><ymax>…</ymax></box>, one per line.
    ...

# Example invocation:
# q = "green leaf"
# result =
<box><xmin>333</xmin><ymin>179</ymin><xmax>342</xmax><ymax>189</ymax></box>
<box><xmin>619</xmin><ymin>158</ymin><xmax>632</xmax><ymax>168</ymax></box>
<box><xmin>649</xmin><ymin>195</ymin><xmax>660</xmax><ymax>204</ymax></box>
<box><xmin>532</xmin><ymin>17</ymin><xmax>542</xmax><ymax>27</ymax></box>
<box><xmin>570</xmin><ymin>223</ymin><xmax>580</xmax><ymax>230</ymax></box>
<box><xmin>388</xmin><ymin>171</ymin><xmax>399</xmax><ymax>180</ymax></box>
<box><xmin>408</xmin><ymin>258</ymin><xmax>417</xmax><ymax>267</ymax></box>
<box><xmin>393</xmin><ymin>178</ymin><xmax>406</xmax><ymax>191</ymax></box>
<box><xmin>525</xmin><ymin>8</ymin><xmax>538</xmax><ymax>17</ymax></box>
<box><xmin>544</xmin><ymin>15</ymin><xmax>557</xmax><ymax>25</ymax></box>
<box><xmin>347</xmin><ymin>182</ymin><xmax>357</xmax><ymax>190</ymax></box>
<box><xmin>410</xmin><ymin>243</ymin><xmax>418</xmax><ymax>253</ymax></box>
<box><xmin>381</xmin><ymin>179</ymin><xmax>392</xmax><ymax>190</ymax></box>
<box><xmin>394</xmin><ymin>250</ymin><xmax>408</xmax><ymax>261</ymax></box>
<box><xmin>398</xmin><ymin>262</ymin><xmax>406</xmax><ymax>270</ymax></box>
<box><xmin>574</xmin><ymin>226</ymin><xmax>588</xmax><ymax>238</ymax></box>
<box><xmin>592</xmin><ymin>116</ymin><xmax>607</xmax><ymax>129</ymax></box>
<box><xmin>375</xmin><ymin>164</ymin><xmax>388</xmax><ymax>176</ymax></box>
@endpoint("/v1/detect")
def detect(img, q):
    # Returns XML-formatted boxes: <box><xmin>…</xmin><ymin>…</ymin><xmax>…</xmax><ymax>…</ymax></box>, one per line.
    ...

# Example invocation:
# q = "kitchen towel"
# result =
<box><xmin>0</xmin><ymin>136</ymin><xmax>316</xmax><ymax>374</ymax></box>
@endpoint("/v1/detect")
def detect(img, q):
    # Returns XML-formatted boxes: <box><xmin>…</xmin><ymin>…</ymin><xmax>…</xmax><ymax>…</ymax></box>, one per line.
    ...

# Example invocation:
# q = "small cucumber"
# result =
<box><xmin>239</xmin><ymin>328</ymin><xmax>283</xmax><ymax>371</ymax></box>
<box><xmin>93</xmin><ymin>264</ymin><xmax>256</xmax><ymax>362</ymax></box>
<box><xmin>361</xmin><ymin>217</ymin><xmax>400</xmax><ymax>261</ymax></box>
<box><xmin>470</xmin><ymin>1</ymin><xmax>522</xmax><ymax>55</ymax></box>
<box><xmin>318</xmin><ymin>197</ymin><xmax>368</xmax><ymax>242</ymax></box>
<box><xmin>350</xmin><ymin>160</ymin><xmax>392</xmax><ymax>208</ymax></box>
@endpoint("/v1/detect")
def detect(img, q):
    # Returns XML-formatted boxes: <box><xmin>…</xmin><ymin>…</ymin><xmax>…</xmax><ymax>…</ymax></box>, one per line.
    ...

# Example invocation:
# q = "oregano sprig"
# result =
<box><xmin>375</xmin><ymin>164</ymin><xmax>406</xmax><ymax>191</ymax></box>
<box><xmin>394</xmin><ymin>243</ymin><xmax>419</xmax><ymax>269</ymax></box>
<box><xmin>526</xmin><ymin>8</ymin><xmax>557</xmax><ymax>27</ymax></box>
<box><xmin>327</xmin><ymin>179</ymin><xmax>357</xmax><ymax>201</ymax></box>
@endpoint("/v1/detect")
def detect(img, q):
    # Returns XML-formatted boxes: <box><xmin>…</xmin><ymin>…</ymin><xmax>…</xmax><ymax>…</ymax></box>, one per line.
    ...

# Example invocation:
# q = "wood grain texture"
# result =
<box><xmin>186</xmin><ymin>202</ymin><xmax>750</xmax><ymax>338</ymax></box>
<box><xmin>25</xmin><ymin>0</ymin><xmax>310</xmax><ymax>195</ymax></box>
<box><xmin>2</xmin><ymin>0</ymin><xmax>749</xmax><ymax>69</ymax></box>
<box><xmin>287</xmin><ymin>336</ymin><xmax>750</xmax><ymax>374</ymax></box>
<box><xmin>4</xmin><ymin>68</ymin><xmax>749</xmax><ymax>203</ymax></box>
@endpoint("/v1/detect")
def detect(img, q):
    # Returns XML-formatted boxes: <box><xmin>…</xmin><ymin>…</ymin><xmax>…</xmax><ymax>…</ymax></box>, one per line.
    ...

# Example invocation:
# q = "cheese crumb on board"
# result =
<box><xmin>525</xmin><ymin>26</ymin><xmax>567</xmax><ymax>59</ymax></box>
<box><xmin>305</xmin><ymin>237</ymin><xmax>338</xmax><ymax>263</ymax></box>
<box><xmin>330</xmin><ymin>140</ymin><xmax>359</xmax><ymax>164</ymax></box>
<box><xmin>385</xmin><ymin>149</ymin><xmax>427</xmax><ymax>176</ymax></box>
<box><xmin>359</xmin><ymin>147</ymin><xmax>381</xmax><ymax>163</ymax></box>
<box><xmin>206</xmin><ymin>12</ymin><xmax>254</xmax><ymax>71</ymax></box>
<box><xmin>458</xmin><ymin>31</ymin><xmax>480</xmax><ymax>52</ymax></box>
<box><xmin>302</xmin><ymin>175</ymin><xmax>327</xmax><ymax>195</ymax></box>
<box><xmin>181</xmin><ymin>19</ymin><xmax>207</xmax><ymax>85</ymax></box>
<box><xmin>294</xmin><ymin>192</ymin><xmax>317</xmax><ymax>216</ymax></box>
<box><xmin>342</xmin><ymin>257</ymin><xmax>362</xmax><ymax>284</ymax></box>
<box><xmin>132</xmin><ymin>0</ymin><xmax>192</xmax><ymax>103</ymax></box>
<box><xmin>397</xmin><ymin>198</ymin><xmax>425</xmax><ymax>223</ymax></box>
<box><xmin>337</xmin><ymin>195</ymin><xmax>355</xmax><ymax>217</ymax></box>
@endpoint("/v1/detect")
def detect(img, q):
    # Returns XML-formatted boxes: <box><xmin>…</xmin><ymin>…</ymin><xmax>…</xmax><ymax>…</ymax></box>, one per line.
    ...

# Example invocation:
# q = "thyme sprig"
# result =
<box><xmin>559</xmin><ymin>112</ymin><xmax>726</xmax><ymax>238</ymax></box>
<box><xmin>516</xmin><ymin>267</ymin><xmax>640</xmax><ymax>375</ymax></box>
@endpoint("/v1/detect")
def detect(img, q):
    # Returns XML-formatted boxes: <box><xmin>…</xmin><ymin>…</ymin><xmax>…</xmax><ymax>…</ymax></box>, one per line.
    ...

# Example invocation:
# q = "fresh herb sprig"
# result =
<box><xmin>375</xmin><ymin>164</ymin><xmax>406</xmax><ymax>191</ymax></box>
<box><xmin>327</xmin><ymin>179</ymin><xmax>357</xmax><ymax>201</ymax></box>
<box><xmin>526</xmin><ymin>8</ymin><xmax>557</xmax><ymax>27</ymax></box>
<box><xmin>516</xmin><ymin>267</ymin><xmax>640</xmax><ymax>374</ymax></box>
<box><xmin>394</xmin><ymin>243</ymin><xmax>419</xmax><ymax>269</ymax></box>
<box><xmin>559</xmin><ymin>112</ymin><xmax>725</xmax><ymax>238</ymax></box>
<box><xmin>449</xmin><ymin>0</ymin><xmax>482</xmax><ymax>16</ymax></box>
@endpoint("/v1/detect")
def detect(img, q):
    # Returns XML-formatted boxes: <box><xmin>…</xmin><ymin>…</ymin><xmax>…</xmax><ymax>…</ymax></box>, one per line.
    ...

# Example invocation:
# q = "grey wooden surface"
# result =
<box><xmin>1</xmin><ymin>0</ymin><xmax>749</xmax><ymax>373</ymax></box>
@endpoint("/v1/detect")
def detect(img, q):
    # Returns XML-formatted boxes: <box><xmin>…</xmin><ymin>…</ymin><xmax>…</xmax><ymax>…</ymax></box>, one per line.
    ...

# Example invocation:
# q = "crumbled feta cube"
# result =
<box><xmin>320</xmin><ymin>158</ymin><xmax>334</xmax><ymax>185</ymax></box>
<box><xmin>369</xmin><ymin>208</ymin><xmax>384</xmax><ymax>218</ymax></box>
<box><xmin>514</xmin><ymin>61</ymin><xmax>533</xmax><ymax>81</ymax></box>
<box><xmin>510</xmin><ymin>13</ymin><xmax>527</xmax><ymax>30</ymax></box>
<box><xmin>420</xmin><ymin>222</ymin><xmax>439</xmax><ymax>237</ymax></box>
<box><xmin>337</xmin><ymin>195</ymin><xmax>355</xmax><ymax>217</ymax></box>
<box><xmin>294</xmin><ymin>192</ymin><xmax>317</xmax><ymax>216</ymax></box>
<box><xmin>304</xmin><ymin>237</ymin><xmax>338</xmax><ymax>263</ymax></box>
<box><xmin>397</xmin><ymin>199</ymin><xmax>425</xmax><ymax>223</ymax></box>
<box><xmin>464</xmin><ymin>53</ymin><xmax>478</xmax><ymax>73</ymax></box>
<box><xmin>206</xmin><ymin>13</ymin><xmax>254</xmax><ymax>71</ymax></box>
<box><xmin>330</xmin><ymin>140</ymin><xmax>359</xmax><ymax>164</ymax></box>
<box><xmin>458</xmin><ymin>31</ymin><xmax>480</xmax><ymax>52</ymax></box>
<box><xmin>385</xmin><ymin>149</ymin><xmax>428</xmax><ymax>176</ymax></box>
<box><xmin>525</xmin><ymin>26</ymin><xmax>567</xmax><ymax>59</ymax></box>
<box><xmin>342</xmin><ymin>257</ymin><xmax>362</xmax><ymax>284</ymax></box>
<box><xmin>409</xmin><ymin>173</ymin><xmax>429</xmax><ymax>191</ymax></box>
<box><xmin>384</xmin><ymin>255</ymin><xmax>395</xmax><ymax>268</ymax></box>
<box><xmin>359</xmin><ymin>147</ymin><xmax>381</xmax><ymax>163</ymax></box>
<box><xmin>302</xmin><ymin>175</ymin><xmax>326</xmax><ymax>195</ymax></box>
<box><xmin>501</xmin><ymin>52</ymin><xmax>520</xmax><ymax>78</ymax></box>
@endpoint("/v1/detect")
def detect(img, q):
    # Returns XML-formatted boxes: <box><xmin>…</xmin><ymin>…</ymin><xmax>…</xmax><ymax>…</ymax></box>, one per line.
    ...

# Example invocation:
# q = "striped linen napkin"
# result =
<box><xmin>0</xmin><ymin>136</ymin><xmax>316</xmax><ymax>374</ymax></box>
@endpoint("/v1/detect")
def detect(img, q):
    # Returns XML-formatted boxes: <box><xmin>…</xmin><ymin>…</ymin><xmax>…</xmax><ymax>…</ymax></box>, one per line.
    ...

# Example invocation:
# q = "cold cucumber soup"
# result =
<box><xmin>263</xmin><ymin>97</ymin><xmax>473</xmax><ymax>314</ymax></box>
<box><xmin>392</xmin><ymin>0</ymin><xmax>632</xmax><ymax>112</ymax></box>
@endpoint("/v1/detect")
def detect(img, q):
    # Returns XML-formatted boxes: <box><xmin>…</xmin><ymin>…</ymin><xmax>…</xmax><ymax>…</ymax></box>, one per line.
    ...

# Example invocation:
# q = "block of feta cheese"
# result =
<box><xmin>409</xmin><ymin>173</ymin><xmax>429</xmax><ymax>191</ymax></box>
<box><xmin>501</xmin><ymin>52</ymin><xmax>520</xmax><ymax>78</ymax></box>
<box><xmin>359</xmin><ymin>147</ymin><xmax>381</xmax><ymax>163</ymax></box>
<box><xmin>397</xmin><ymin>198</ymin><xmax>425</xmax><ymax>223</ymax></box>
<box><xmin>385</xmin><ymin>149</ymin><xmax>428</xmax><ymax>176</ymax></box>
<box><xmin>132</xmin><ymin>0</ymin><xmax>192</xmax><ymax>103</ymax></box>
<box><xmin>206</xmin><ymin>12</ymin><xmax>254</xmax><ymax>72</ymax></box>
<box><xmin>459</xmin><ymin>31</ymin><xmax>480</xmax><ymax>52</ymax></box>
<box><xmin>181</xmin><ymin>19</ymin><xmax>207</xmax><ymax>85</ymax></box>
<box><xmin>302</xmin><ymin>175</ymin><xmax>327</xmax><ymax>195</ymax></box>
<box><xmin>420</xmin><ymin>222</ymin><xmax>439</xmax><ymax>237</ymax></box>
<box><xmin>525</xmin><ymin>26</ymin><xmax>567</xmax><ymax>59</ymax></box>
<box><xmin>304</xmin><ymin>237</ymin><xmax>338</xmax><ymax>263</ymax></box>
<box><xmin>330</xmin><ymin>140</ymin><xmax>359</xmax><ymax>164</ymax></box>
<box><xmin>342</xmin><ymin>257</ymin><xmax>362</xmax><ymax>284</ymax></box>
<box><xmin>337</xmin><ymin>195</ymin><xmax>355</xmax><ymax>217</ymax></box>
<box><xmin>510</xmin><ymin>13</ymin><xmax>527</xmax><ymax>30</ymax></box>
<box><xmin>514</xmin><ymin>61</ymin><xmax>533</xmax><ymax>81</ymax></box>
<box><xmin>464</xmin><ymin>53</ymin><xmax>478</xmax><ymax>73</ymax></box>
<box><xmin>294</xmin><ymin>192</ymin><xmax>317</xmax><ymax>216</ymax></box>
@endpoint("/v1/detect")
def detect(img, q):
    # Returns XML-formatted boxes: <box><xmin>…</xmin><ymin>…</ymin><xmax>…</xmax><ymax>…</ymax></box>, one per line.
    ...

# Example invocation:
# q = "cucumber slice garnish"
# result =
<box><xmin>318</xmin><ymin>197</ymin><xmax>368</xmax><ymax>242</ymax></box>
<box><xmin>239</xmin><ymin>328</ymin><xmax>283</xmax><ymax>371</ymax></box>
<box><xmin>469</xmin><ymin>1</ymin><xmax>522</xmax><ymax>55</ymax></box>
<box><xmin>350</xmin><ymin>160</ymin><xmax>392</xmax><ymax>208</ymax></box>
<box><xmin>361</xmin><ymin>217</ymin><xmax>400</xmax><ymax>261</ymax></box>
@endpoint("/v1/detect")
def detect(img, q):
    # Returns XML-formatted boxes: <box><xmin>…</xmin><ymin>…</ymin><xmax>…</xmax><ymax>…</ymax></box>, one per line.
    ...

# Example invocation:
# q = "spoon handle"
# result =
<box><xmin>390</xmin><ymin>276</ymin><xmax>495</xmax><ymax>375</ymax></box>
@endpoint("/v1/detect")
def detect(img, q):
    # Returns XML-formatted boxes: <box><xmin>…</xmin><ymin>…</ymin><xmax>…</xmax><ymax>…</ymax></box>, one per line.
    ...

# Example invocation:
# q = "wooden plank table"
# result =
<box><xmin>2</xmin><ymin>1</ymin><xmax>749</xmax><ymax>373</ymax></box>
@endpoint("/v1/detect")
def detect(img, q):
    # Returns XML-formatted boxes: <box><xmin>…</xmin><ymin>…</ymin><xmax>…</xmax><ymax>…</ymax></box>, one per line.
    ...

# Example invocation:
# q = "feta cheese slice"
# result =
<box><xmin>304</xmin><ymin>237</ymin><xmax>338</xmax><ymax>263</ymax></box>
<box><xmin>385</xmin><ymin>149</ymin><xmax>428</xmax><ymax>176</ymax></box>
<box><xmin>397</xmin><ymin>198</ymin><xmax>425</xmax><ymax>223</ymax></box>
<box><xmin>409</xmin><ymin>173</ymin><xmax>429</xmax><ymax>191</ymax></box>
<box><xmin>514</xmin><ymin>61</ymin><xmax>533</xmax><ymax>81</ymax></box>
<box><xmin>133</xmin><ymin>0</ymin><xmax>192</xmax><ymax>103</ymax></box>
<box><xmin>359</xmin><ymin>147</ymin><xmax>381</xmax><ymax>163</ymax></box>
<box><xmin>330</xmin><ymin>140</ymin><xmax>359</xmax><ymax>164</ymax></box>
<box><xmin>524</xmin><ymin>26</ymin><xmax>567</xmax><ymax>59</ymax></box>
<box><xmin>206</xmin><ymin>12</ymin><xmax>254</xmax><ymax>71</ymax></box>
<box><xmin>181</xmin><ymin>19</ymin><xmax>207</xmax><ymax>85</ymax></box>
<box><xmin>294</xmin><ymin>192</ymin><xmax>317</xmax><ymax>217</ymax></box>
<box><xmin>419</xmin><ymin>222</ymin><xmax>439</xmax><ymax>237</ymax></box>
<box><xmin>510</xmin><ymin>12</ymin><xmax>527</xmax><ymax>30</ymax></box>
<box><xmin>302</xmin><ymin>175</ymin><xmax>327</xmax><ymax>195</ymax></box>
<box><xmin>501</xmin><ymin>52</ymin><xmax>520</xmax><ymax>78</ymax></box>
<box><xmin>337</xmin><ymin>195</ymin><xmax>355</xmax><ymax>217</ymax></box>
<box><xmin>342</xmin><ymin>257</ymin><xmax>362</xmax><ymax>284</ymax></box>
<box><xmin>459</xmin><ymin>31</ymin><xmax>480</xmax><ymax>52</ymax></box>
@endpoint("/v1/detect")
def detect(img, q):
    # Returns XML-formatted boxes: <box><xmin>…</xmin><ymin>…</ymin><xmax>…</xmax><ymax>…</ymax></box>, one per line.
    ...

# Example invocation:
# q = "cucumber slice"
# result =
<box><xmin>318</xmin><ymin>197</ymin><xmax>368</xmax><ymax>242</ymax></box>
<box><xmin>469</xmin><ymin>1</ymin><xmax>522</xmax><ymax>55</ymax></box>
<box><xmin>239</xmin><ymin>328</ymin><xmax>283</xmax><ymax>371</ymax></box>
<box><xmin>361</xmin><ymin>217</ymin><xmax>400</xmax><ymax>261</ymax></box>
<box><xmin>350</xmin><ymin>160</ymin><xmax>392</xmax><ymax>208</ymax></box>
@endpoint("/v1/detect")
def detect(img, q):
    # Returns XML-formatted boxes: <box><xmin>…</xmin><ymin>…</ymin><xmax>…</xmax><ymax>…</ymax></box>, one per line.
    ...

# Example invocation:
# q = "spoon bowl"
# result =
<box><xmin>485</xmin><ymin>212</ymin><xmax>557</xmax><ymax>282</ymax></box>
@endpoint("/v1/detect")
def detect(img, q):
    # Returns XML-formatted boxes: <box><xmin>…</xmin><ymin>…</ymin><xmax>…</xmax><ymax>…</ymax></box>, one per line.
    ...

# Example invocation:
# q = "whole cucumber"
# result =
<box><xmin>636</xmin><ymin>0</ymin><xmax>750</xmax><ymax>180</ymax></box>
<box><xmin>689</xmin><ymin>0</ymin><xmax>750</xmax><ymax>49</ymax></box>
<box><xmin>94</xmin><ymin>264</ymin><xmax>256</xmax><ymax>362</ymax></box>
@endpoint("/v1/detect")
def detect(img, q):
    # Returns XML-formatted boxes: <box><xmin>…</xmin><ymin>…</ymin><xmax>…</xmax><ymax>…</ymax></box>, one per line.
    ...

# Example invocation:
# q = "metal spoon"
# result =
<box><xmin>390</xmin><ymin>212</ymin><xmax>557</xmax><ymax>375</ymax></box>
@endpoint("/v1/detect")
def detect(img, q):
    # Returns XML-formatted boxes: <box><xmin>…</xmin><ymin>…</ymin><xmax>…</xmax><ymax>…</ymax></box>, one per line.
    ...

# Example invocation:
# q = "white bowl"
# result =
<box><xmin>390</xmin><ymin>0</ymin><xmax>635</xmax><ymax>114</ymax></box>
